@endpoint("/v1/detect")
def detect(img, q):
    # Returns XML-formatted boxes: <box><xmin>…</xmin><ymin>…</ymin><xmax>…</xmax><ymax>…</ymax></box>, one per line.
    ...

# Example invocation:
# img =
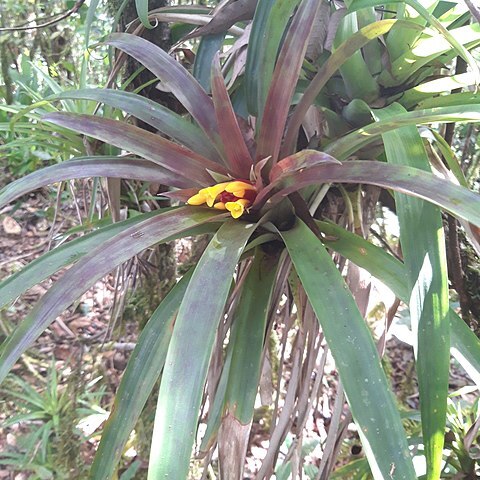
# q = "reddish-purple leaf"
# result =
<box><xmin>0</xmin><ymin>207</ymin><xmax>222</xmax><ymax>385</ymax></box>
<box><xmin>105</xmin><ymin>33</ymin><xmax>224</xmax><ymax>152</ymax></box>
<box><xmin>269</xmin><ymin>149</ymin><xmax>341</xmax><ymax>182</ymax></box>
<box><xmin>43</xmin><ymin>113</ymin><xmax>229</xmax><ymax>184</ymax></box>
<box><xmin>255</xmin><ymin>0</ymin><xmax>319</xmax><ymax>165</ymax></box>
<box><xmin>211</xmin><ymin>53</ymin><xmax>253</xmax><ymax>178</ymax></box>
<box><xmin>53</xmin><ymin>89</ymin><xmax>223</xmax><ymax>163</ymax></box>
<box><xmin>253</xmin><ymin>160</ymin><xmax>480</xmax><ymax>226</ymax></box>
<box><xmin>0</xmin><ymin>157</ymin><xmax>196</xmax><ymax>210</ymax></box>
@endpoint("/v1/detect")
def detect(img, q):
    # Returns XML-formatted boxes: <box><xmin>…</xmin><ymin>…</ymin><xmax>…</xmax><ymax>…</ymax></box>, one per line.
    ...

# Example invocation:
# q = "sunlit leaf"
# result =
<box><xmin>375</xmin><ymin>104</ymin><xmax>449</xmax><ymax>480</ymax></box>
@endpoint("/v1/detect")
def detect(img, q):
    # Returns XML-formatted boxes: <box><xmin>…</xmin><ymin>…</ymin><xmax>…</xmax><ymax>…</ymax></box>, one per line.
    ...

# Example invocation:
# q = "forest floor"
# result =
<box><xmin>0</xmin><ymin>187</ymin><xmax>476</xmax><ymax>480</ymax></box>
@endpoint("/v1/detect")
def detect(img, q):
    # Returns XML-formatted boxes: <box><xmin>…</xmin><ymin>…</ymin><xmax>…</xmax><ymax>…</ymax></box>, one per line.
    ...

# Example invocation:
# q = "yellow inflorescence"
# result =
<box><xmin>187</xmin><ymin>180</ymin><xmax>256</xmax><ymax>219</ymax></box>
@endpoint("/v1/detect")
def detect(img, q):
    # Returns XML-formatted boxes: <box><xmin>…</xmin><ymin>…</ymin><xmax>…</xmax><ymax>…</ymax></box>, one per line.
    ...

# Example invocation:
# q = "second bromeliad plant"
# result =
<box><xmin>1</xmin><ymin>0</ymin><xmax>480</xmax><ymax>478</ymax></box>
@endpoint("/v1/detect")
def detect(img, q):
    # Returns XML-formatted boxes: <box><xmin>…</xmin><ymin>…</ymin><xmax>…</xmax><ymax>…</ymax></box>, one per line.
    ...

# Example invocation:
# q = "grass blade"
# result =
<box><xmin>148</xmin><ymin>220</ymin><xmax>255</xmax><ymax>480</ymax></box>
<box><xmin>280</xmin><ymin>219</ymin><xmax>416</xmax><ymax>479</ymax></box>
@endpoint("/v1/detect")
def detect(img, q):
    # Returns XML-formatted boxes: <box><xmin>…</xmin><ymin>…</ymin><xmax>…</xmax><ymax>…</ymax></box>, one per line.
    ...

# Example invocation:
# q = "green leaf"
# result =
<box><xmin>426</xmin><ymin>129</ymin><xmax>468</xmax><ymax>188</ymax></box>
<box><xmin>334</xmin><ymin>12</ymin><xmax>379</xmax><ymax>102</ymax></box>
<box><xmin>317</xmin><ymin>221</ymin><xmax>480</xmax><ymax>388</ymax></box>
<box><xmin>283</xmin><ymin>19</ymin><xmax>402</xmax><ymax>156</ymax></box>
<box><xmin>193</xmin><ymin>33</ymin><xmax>226</xmax><ymax>94</ymax></box>
<box><xmin>0</xmin><ymin>208</ymin><xmax>220</xmax><ymax>385</ymax></box>
<box><xmin>135</xmin><ymin>0</ymin><xmax>155</xmax><ymax>28</ymax></box>
<box><xmin>381</xmin><ymin>23</ymin><xmax>480</xmax><ymax>88</ymax></box>
<box><xmin>416</xmin><ymin>91</ymin><xmax>480</xmax><ymax>110</ymax></box>
<box><xmin>0</xmin><ymin>210</ymin><xmax>220</xmax><ymax>310</ymax></box>
<box><xmin>91</xmin><ymin>269</ymin><xmax>193</xmax><ymax>480</ymax></box>
<box><xmin>217</xmin><ymin>249</ymin><xmax>279</xmax><ymax>477</ymax></box>
<box><xmin>280</xmin><ymin>219</ymin><xmax>416</xmax><ymax>480</ymax></box>
<box><xmin>347</xmin><ymin>0</ymin><xmax>480</xmax><ymax>86</ymax></box>
<box><xmin>375</xmin><ymin>104</ymin><xmax>449</xmax><ymax>480</ymax></box>
<box><xmin>326</xmin><ymin>105</ymin><xmax>480</xmax><ymax>160</ymax></box>
<box><xmin>400</xmin><ymin>75</ymin><xmax>477</xmax><ymax>109</ymax></box>
<box><xmin>244</xmin><ymin>0</ymin><xmax>300</xmax><ymax>119</ymax></box>
<box><xmin>148</xmin><ymin>220</ymin><xmax>255</xmax><ymax>479</ymax></box>
<box><xmin>244</xmin><ymin>0</ymin><xmax>276</xmax><ymax>116</ymax></box>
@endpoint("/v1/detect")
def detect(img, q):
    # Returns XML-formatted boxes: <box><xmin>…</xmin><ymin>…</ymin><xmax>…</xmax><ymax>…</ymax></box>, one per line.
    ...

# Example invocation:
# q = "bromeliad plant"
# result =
<box><xmin>1</xmin><ymin>0</ymin><xmax>480</xmax><ymax>478</ymax></box>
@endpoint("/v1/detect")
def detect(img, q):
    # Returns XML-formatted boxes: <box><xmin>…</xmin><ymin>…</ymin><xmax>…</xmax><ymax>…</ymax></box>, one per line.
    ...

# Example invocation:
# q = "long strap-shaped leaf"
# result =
<box><xmin>317</xmin><ymin>221</ymin><xmax>480</xmax><ymax>388</ymax></box>
<box><xmin>218</xmin><ymin>249</ymin><xmax>279</xmax><ymax>478</ymax></box>
<box><xmin>43</xmin><ymin>113</ymin><xmax>228</xmax><ymax>184</ymax></box>
<box><xmin>380</xmin><ymin>24</ymin><xmax>480</xmax><ymax>88</ymax></box>
<box><xmin>212</xmin><ymin>53</ymin><xmax>253</xmax><ymax>178</ymax></box>
<box><xmin>135</xmin><ymin>0</ymin><xmax>155</xmax><ymax>28</ymax></box>
<box><xmin>244</xmin><ymin>0</ymin><xmax>300</xmax><ymax>119</ymax></box>
<box><xmin>211</xmin><ymin>53</ymin><xmax>252</xmax><ymax>178</ymax></box>
<box><xmin>52</xmin><ymin>89</ymin><xmax>223</xmax><ymax>163</ymax></box>
<box><xmin>148</xmin><ymin>220</ymin><xmax>255</xmax><ymax>480</ymax></box>
<box><xmin>0</xmin><ymin>213</ymin><xmax>219</xmax><ymax>310</ymax></box>
<box><xmin>282</xmin><ymin>19</ymin><xmax>401</xmax><ymax>156</ymax></box>
<box><xmin>91</xmin><ymin>269</ymin><xmax>194</xmax><ymax>480</ymax></box>
<box><xmin>105</xmin><ymin>33</ymin><xmax>223</xmax><ymax>152</ymax></box>
<box><xmin>0</xmin><ymin>208</ymin><xmax>221</xmax><ymax>384</ymax></box>
<box><xmin>256</xmin><ymin>0</ymin><xmax>319</xmax><ymax>165</ymax></box>
<box><xmin>193</xmin><ymin>33</ymin><xmax>226</xmax><ymax>94</ymax></box>
<box><xmin>326</xmin><ymin>106</ymin><xmax>480</xmax><ymax>160</ymax></box>
<box><xmin>280</xmin><ymin>219</ymin><xmax>416</xmax><ymax>480</ymax></box>
<box><xmin>375</xmin><ymin>104</ymin><xmax>449</xmax><ymax>480</ymax></box>
<box><xmin>0</xmin><ymin>157</ymin><xmax>194</xmax><ymax>210</ymax></box>
<box><xmin>253</xmin><ymin>160</ymin><xmax>480</xmax><ymax>227</ymax></box>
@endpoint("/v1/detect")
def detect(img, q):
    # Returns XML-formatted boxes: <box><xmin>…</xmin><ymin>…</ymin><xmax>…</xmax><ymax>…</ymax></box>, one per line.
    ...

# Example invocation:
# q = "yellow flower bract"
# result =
<box><xmin>225</xmin><ymin>199</ymin><xmax>250</xmax><ymax>219</ymax></box>
<box><xmin>187</xmin><ymin>180</ymin><xmax>256</xmax><ymax>219</ymax></box>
